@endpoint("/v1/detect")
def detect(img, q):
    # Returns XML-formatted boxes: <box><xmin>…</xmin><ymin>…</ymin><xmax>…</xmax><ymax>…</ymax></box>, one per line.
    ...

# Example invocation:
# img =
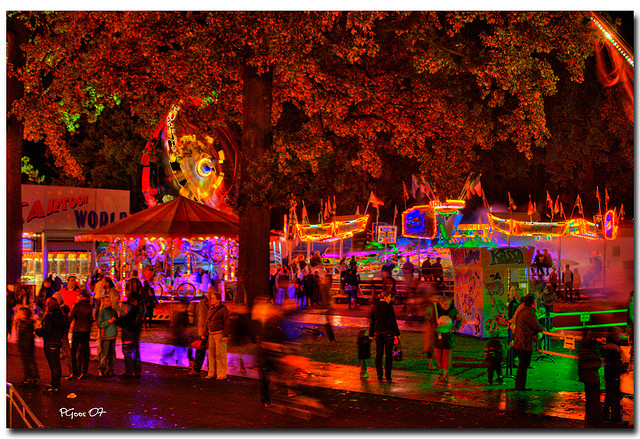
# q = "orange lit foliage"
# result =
<box><xmin>8</xmin><ymin>12</ymin><xmax>598</xmax><ymax>300</ymax></box>
<box><xmin>11</xmin><ymin>11</ymin><xmax>597</xmax><ymax>202</ymax></box>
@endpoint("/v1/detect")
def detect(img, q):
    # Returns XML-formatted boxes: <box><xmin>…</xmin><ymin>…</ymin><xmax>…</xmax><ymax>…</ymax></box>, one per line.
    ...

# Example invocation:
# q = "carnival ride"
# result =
<box><xmin>140</xmin><ymin>95</ymin><xmax>238</xmax><ymax>213</ymax></box>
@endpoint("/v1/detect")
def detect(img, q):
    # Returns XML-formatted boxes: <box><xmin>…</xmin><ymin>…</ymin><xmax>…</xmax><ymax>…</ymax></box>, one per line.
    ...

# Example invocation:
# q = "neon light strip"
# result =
<box><xmin>591</xmin><ymin>16</ymin><xmax>634</xmax><ymax>67</ymax></box>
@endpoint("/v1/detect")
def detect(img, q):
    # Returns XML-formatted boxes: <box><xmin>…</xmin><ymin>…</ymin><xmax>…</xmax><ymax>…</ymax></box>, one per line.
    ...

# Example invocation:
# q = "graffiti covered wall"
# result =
<box><xmin>451</xmin><ymin>247</ymin><xmax>533</xmax><ymax>338</ymax></box>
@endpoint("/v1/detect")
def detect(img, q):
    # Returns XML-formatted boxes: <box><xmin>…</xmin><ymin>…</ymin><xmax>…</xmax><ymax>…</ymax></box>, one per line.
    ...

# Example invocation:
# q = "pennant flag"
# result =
<box><xmin>471</xmin><ymin>177</ymin><xmax>482</xmax><ymax>197</ymax></box>
<box><xmin>332</xmin><ymin>195</ymin><xmax>337</xmax><ymax>214</ymax></box>
<box><xmin>546</xmin><ymin>191</ymin><xmax>553</xmax><ymax>212</ymax></box>
<box><xmin>368</xmin><ymin>191</ymin><xmax>384</xmax><ymax>208</ymax></box>
<box><xmin>323</xmin><ymin>198</ymin><xmax>330</xmax><ymax>220</ymax></box>
<box><xmin>403</xmin><ymin>181</ymin><xmax>409</xmax><ymax>201</ymax></box>
<box><xmin>301</xmin><ymin>201</ymin><xmax>309</xmax><ymax>224</ymax></box>
<box><xmin>356</xmin><ymin>205</ymin><xmax>361</xmax><ymax>216</ymax></box>
<box><xmin>596</xmin><ymin>186</ymin><xmax>601</xmax><ymax>203</ymax></box>
<box><xmin>327</xmin><ymin>197</ymin><xmax>333</xmax><ymax>215</ymax></box>
<box><xmin>394</xmin><ymin>204</ymin><xmax>398</xmax><ymax>221</ymax></box>
<box><xmin>534</xmin><ymin>202</ymin><xmax>537</xmax><ymax>214</ymax></box>
<box><xmin>560</xmin><ymin>201</ymin><xmax>565</xmax><ymax>219</ymax></box>
<box><xmin>573</xmin><ymin>194</ymin><xmax>583</xmax><ymax>215</ymax></box>
<box><xmin>554</xmin><ymin>196</ymin><xmax>560</xmax><ymax>214</ymax></box>
<box><xmin>508</xmin><ymin>192</ymin><xmax>517</xmax><ymax>211</ymax></box>
<box><xmin>527</xmin><ymin>195</ymin><xmax>534</xmax><ymax>216</ymax></box>
<box><xmin>424</xmin><ymin>181</ymin><xmax>436</xmax><ymax>201</ymax></box>
<box><xmin>481</xmin><ymin>189</ymin><xmax>489</xmax><ymax>208</ymax></box>
<box><xmin>620</xmin><ymin>204</ymin><xmax>625</xmax><ymax>221</ymax></box>
<box><xmin>605</xmin><ymin>188</ymin><xmax>610</xmax><ymax>210</ymax></box>
<box><xmin>411</xmin><ymin>175</ymin><xmax>419</xmax><ymax>198</ymax></box>
<box><xmin>462</xmin><ymin>173</ymin><xmax>473</xmax><ymax>200</ymax></box>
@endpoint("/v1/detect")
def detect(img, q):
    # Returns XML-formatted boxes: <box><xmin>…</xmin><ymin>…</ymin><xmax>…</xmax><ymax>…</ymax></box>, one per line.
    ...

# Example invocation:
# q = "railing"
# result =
<box><xmin>550</xmin><ymin>308</ymin><xmax>629</xmax><ymax>331</ymax></box>
<box><xmin>6</xmin><ymin>383</ymin><xmax>44</xmax><ymax>428</ymax></box>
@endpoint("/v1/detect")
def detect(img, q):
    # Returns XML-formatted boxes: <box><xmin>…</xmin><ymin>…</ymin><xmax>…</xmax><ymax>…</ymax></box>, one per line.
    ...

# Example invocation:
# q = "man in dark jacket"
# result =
<box><xmin>578</xmin><ymin>328</ymin><xmax>602</xmax><ymax>427</ymax></box>
<box><xmin>68</xmin><ymin>290</ymin><xmax>94</xmax><ymax>379</ymax></box>
<box><xmin>369</xmin><ymin>290</ymin><xmax>400</xmax><ymax>382</ymax></box>
<box><xmin>35</xmin><ymin>297</ymin><xmax>66</xmax><ymax>393</ymax></box>
<box><xmin>117</xmin><ymin>293</ymin><xmax>145</xmax><ymax>378</ymax></box>
<box><xmin>513</xmin><ymin>295</ymin><xmax>544</xmax><ymax>391</ymax></box>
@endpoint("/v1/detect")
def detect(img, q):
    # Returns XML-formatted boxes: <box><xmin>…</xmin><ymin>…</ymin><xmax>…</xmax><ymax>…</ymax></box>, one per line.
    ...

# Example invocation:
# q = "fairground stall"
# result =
<box><xmin>75</xmin><ymin>195</ymin><xmax>239</xmax><ymax>301</ymax></box>
<box><xmin>21</xmin><ymin>184</ymin><xmax>130</xmax><ymax>287</ymax></box>
<box><xmin>450</xmin><ymin>246</ymin><xmax>534</xmax><ymax>338</ymax></box>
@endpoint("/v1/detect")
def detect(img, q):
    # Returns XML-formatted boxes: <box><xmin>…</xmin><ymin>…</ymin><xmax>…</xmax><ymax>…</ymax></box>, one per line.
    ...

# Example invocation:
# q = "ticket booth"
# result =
<box><xmin>450</xmin><ymin>246</ymin><xmax>533</xmax><ymax>338</ymax></box>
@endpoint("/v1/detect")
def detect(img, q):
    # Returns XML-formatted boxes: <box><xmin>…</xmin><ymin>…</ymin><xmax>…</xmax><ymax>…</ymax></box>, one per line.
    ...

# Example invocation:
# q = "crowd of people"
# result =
<box><xmin>7</xmin><ymin>270</ymin><xmax>156</xmax><ymax>393</ymax></box>
<box><xmin>7</xmin><ymin>253</ymin><xmax>631</xmax><ymax>426</ymax></box>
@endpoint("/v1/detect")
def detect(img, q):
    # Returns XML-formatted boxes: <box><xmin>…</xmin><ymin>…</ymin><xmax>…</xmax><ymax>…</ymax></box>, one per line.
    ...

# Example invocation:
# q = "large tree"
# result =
<box><xmin>8</xmin><ymin>11</ymin><xmax>603</xmax><ymax>302</ymax></box>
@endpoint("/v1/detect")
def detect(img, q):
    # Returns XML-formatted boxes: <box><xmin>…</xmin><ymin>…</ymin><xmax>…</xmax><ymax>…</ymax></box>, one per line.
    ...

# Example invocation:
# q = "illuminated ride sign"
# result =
<box><xmin>296</xmin><ymin>215</ymin><xmax>369</xmax><ymax>242</ymax></box>
<box><xmin>402</xmin><ymin>200</ymin><xmax>465</xmax><ymax>239</ymax></box>
<box><xmin>402</xmin><ymin>205</ymin><xmax>437</xmax><ymax>239</ymax></box>
<box><xmin>377</xmin><ymin>225</ymin><xmax>397</xmax><ymax>244</ymax></box>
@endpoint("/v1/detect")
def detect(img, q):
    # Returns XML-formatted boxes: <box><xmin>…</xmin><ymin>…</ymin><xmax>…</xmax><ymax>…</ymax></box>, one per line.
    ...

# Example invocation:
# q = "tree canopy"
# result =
<box><xmin>7</xmin><ymin>11</ymin><xmax>633</xmax><ymax>292</ymax></box>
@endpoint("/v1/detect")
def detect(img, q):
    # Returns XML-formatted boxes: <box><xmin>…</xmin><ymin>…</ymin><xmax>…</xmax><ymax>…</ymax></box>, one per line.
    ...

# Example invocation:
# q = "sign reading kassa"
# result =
<box><xmin>22</xmin><ymin>185</ymin><xmax>130</xmax><ymax>232</ymax></box>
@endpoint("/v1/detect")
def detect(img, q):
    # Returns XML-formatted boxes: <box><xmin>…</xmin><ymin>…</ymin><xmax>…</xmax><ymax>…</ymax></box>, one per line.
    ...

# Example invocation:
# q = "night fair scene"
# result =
<box><xmin>5</xmin><ymin>9</ymin><xmax>634</xmax><ymax>429</ymax></box>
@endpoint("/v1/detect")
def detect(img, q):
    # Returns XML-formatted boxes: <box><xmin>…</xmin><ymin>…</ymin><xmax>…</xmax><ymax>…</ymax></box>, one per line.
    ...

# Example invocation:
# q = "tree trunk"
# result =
<box><xmin>237</xmin><ymin>64</ymin><xmax>273</xmax><ymax>307</ymax></box>
<box><xmin>6</xmin><ymin>17</ymin><xmax>28</xmax><ymax>287</ymax></box>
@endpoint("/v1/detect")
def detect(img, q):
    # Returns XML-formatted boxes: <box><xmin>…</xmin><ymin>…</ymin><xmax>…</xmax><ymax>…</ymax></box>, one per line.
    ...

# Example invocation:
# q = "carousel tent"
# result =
<box><xmin>74</xmin><ymin>195</ymin><xmax>239</xmax><ymax>242</ymax></box>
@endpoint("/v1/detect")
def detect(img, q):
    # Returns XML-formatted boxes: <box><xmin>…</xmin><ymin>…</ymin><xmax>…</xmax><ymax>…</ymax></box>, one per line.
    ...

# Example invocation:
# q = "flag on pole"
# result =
<box><xmin>323</xmin><ymin>198</ymin><xmax>330</xmax><ymax>220</ymax></box>
<box><xmin>527</xmin><ymin>195</ymin><xmax>534</xmax><ymax>216</ymax></box>
<box><xmin>327</xmin><ymin>197</ymin><xmax>333</xmax><ymax>215</ymax></box>
<box><xmin>534</xmin><ymin>202</ymin><xmax>537</xmax><ymax>214</ymax></box>
<box><xmin>301</xmin><ymin>201</ymin><xmax>309</xmax><ymax>224</ymax></box>
<box><xmin>546</xmin><ymin>191</ymin><xmax>553</xmax><ymax>213</ymax></box>
<box><xmin>368</xmin><ymin>191</ymin><xmax>384</xmax><ymax>209</ymax></box>
<box><xmin>462</xmin><ymin>173</ymin><xmax>473</xmax><ymax>200</ymax></box>
<box><xmin>411</xmin><ymin>175</ymin><xmax>419</xmax><ymax>198</ymax></box>
<box><xmin>471</xmin><ymin>177</ymin><xmax>482</xmax><ymax>197</ymax></box>
<box><xmin>356</xmin><ymin>205</ymin><xmax>360</xmax><ymax>216</ymax></box>
<box><xmin>605</xmin><ymin>188</ymin><xmax>610</xmax><ymax>210</ymax></box>
<box><xmin>394</xmin><ymin>205</ymin><xmax>398</xmax><ymax>222</ymax></box>
<box><xmin>508</xmin><ymin>192</ymin><xmax>517</xmax><ymax>211</ymax></box>
<box><xmin>573</xmin><ymin>194</ymin><xmax>583</xmax><ymax>215</ymax></box>
<box><xmin>332</xmin><ymin>195</ymin><xmax>337</xmax><ymax>214</ymax></box>
<box><xmin>596</xmin><ymin>186</ymin><xmax>601</xmax><ymax>203</ymax></box>
<box><xmin>402</xmin><ymin>181</ymin><xmax>409</xmax><ymax>201</ymax></box>
<box><xmin>481</xmin><ymin>188</ymin><xmax>489</xmax><ymax>208</ymax></box>
<box><xmin>620</xmin><ymin>204</ymin><xmax>625</xmax><ymax>221</ymax></box>
<box><xmin>560</xmin><ymin>201</ymin><xmax>565</xmax><ymax>219</ymax></box>
<box><xmin>554</xmin><ymin>196</ymin><xmax>560</xmax><ymax>214</ymax></box>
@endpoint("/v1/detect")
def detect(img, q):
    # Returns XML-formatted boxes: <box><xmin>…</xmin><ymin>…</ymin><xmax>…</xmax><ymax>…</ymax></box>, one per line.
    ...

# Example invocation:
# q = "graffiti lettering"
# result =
<box><xmin>489</xmin><ymin>248</ymin><xmax>524</xmax><ymax>266</ymax></box>
<box><xmin>463</xmin><ymin>249</ymin><xmax>481</xmax><ymax>265</ymax></box>
<box><xmin>485</xmin><ymin>281</ymin><xmax>504</xmax><ymax>296</ymax></box>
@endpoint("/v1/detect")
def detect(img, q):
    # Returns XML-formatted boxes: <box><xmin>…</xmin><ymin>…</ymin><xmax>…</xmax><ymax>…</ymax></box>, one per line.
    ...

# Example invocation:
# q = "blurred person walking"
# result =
<box><xmin>205</xmin><ymin>291</ymin><xmax>230</xmax><ymax>380</ymax></box>
<box><xmin>513</xmin><ymin>295</ymin><xmax>544</xmax><ymax>391</ymax></box>
<box><xmin>97</xmin><ymin>295</ymin><xmax>118</xmax><ymax>377</ymax></box>
<box><xmin>14</xmin><ymin>306</ymin><xmax>40</xmax><ymax>387</ymax></box>
<box><xmin>68</xmin><ymin>290</ymin><xmax>94</xmax><ymax>379</ymax></box>
<box><xmin>432</xmin><ymin>295</ymin><xmax>461</xmax><ymax>381</ymax></box>
<box><xmin>369</xmin><ymin>290</ymin><xmax>400</xmax><ymax>382</ymax></box>
<box><xmin>51</xmin><ymin>291</ymin><xmax>73</xmax><ymax>378</ymax></box>
<box><xmin>35</xmin><ymin>297</ymin><xmax>66</xmax><ymax>394</ymax></box>
<box><xmin>188</xmin><ymin>288</ymin><xmax>214</xmax><ymax>376</ymax></box>
<box><xmin>116</xmin><ymin>285</ymin><xmax>145</xmax><ymax>378</ymax></box>
<box><xmin>578</xmin><ymin>328</ymin><xmax>603</xmax><ymax>428</ymax></box>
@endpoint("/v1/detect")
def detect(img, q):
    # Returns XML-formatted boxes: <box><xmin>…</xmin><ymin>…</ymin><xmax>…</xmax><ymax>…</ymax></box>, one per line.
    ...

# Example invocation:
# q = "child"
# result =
<box><xmin>602</xmin><ymin>328</ymin><xmax>628</xmax><ymax>425</ymax></box>
<box><xmin>484</xmin><ymin>335</ymin><xmax>503</xmax><ymax>385</ymax></box>
<box><xmin>15</xmin><ymin>306</ymin><xmax>40</xmax><ymax>387</ymax></box>
<box><xmin>357</xmin><ymin>329</ymin><xmax>371</xmax><ymax>378</ymax></box>
<box><xmin>97</xmin><ymin>295</ymin><xmax>118</xmax><ymax>377</ymax></box>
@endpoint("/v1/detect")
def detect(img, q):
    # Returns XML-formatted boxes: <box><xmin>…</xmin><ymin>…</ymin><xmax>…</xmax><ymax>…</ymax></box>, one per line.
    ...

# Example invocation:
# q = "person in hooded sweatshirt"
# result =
<box><xmin>68</xmin><ymin>290</ymin><xmax>94</xmax><ymax>379</ymax></box>
<box><xmin>35</xmin><ymin>297</ymin><xmax>66</xmax><ymax>394</ymax></box>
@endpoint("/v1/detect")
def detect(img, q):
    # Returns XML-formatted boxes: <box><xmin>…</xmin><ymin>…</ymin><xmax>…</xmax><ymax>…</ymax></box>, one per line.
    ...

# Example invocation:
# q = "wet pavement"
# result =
<box><xmin>7</xmin><ymin>287</ymin><xmax>634</xmax><ymax>428</ymax></box>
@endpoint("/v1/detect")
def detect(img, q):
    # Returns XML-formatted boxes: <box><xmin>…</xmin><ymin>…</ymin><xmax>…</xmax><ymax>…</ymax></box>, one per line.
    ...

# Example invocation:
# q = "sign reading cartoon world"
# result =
<box><xmin>22</xmin><ymin>185</ymin><xmax>130</xmax><ymax>233</ymax></box>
